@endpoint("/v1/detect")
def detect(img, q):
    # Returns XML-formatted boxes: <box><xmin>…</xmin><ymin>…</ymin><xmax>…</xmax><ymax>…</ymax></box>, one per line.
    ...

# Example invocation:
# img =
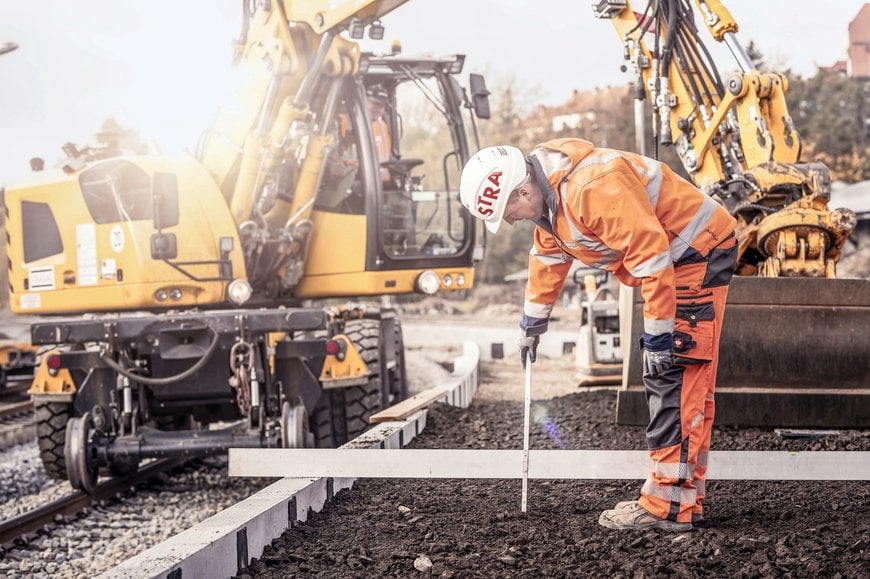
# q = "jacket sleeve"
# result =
<box><xmin>521</xmin><ymin>226</ymin><xmax>572</xmax><ymax>336</ymax></box>
<box><xmin>579</xmin><ymin>164</ymin><xmax>676</xmax><ymax>350</ymax></box>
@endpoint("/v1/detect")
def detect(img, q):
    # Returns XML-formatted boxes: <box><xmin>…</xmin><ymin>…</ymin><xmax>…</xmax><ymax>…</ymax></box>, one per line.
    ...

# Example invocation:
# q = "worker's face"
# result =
<box><xmin>502</xmin><ymin>181</ymin><xmax>542</xmax><ymax>226</ymax></box>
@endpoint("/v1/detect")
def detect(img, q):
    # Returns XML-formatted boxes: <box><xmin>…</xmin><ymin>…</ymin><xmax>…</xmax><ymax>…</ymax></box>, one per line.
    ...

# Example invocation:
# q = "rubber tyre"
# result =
<box><xmin>310</xmin><ymin>319</ymin><xmax>382</xmax><ymax>447</ymax></box>
<box><xmin>388</xmin><ymin>320</ymin><xmax>409</xmax><ymax>404</ymax></box>
<box><xmin>35</xmin><ymin>400</ymin><xmax>71</xmax><ymax>480</ymax></box>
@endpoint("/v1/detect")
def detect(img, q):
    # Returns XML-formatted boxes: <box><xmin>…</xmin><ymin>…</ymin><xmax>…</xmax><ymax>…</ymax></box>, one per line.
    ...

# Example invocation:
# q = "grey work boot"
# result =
<box><xmin>615</xmin><ymin>500</ymin><xmax>703</xmax><ymax>523</ymax></box>
<box><xmin>599</xmin><ymin>501</ymin><xmax>693</xmax><ymax>531</ymax></box>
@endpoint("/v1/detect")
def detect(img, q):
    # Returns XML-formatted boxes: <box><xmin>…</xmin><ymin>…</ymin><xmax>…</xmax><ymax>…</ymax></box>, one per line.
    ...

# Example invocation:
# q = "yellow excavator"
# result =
<box><xmin>4</xmin><ymin>0</ymin><xmax>491</xmax><ymax>491</ymax></box>
<box><xmin>589</xmin><ymin>0</ymin><xmax>868</xmax><ymax>427</ymax></box>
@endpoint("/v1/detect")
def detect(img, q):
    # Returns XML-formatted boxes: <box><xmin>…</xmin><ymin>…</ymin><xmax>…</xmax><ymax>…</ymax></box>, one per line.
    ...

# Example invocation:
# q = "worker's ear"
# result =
<box><xmin>516</xmin><ymin>185</ymin><xmax>532</xmax><ymax>201</ymax></box>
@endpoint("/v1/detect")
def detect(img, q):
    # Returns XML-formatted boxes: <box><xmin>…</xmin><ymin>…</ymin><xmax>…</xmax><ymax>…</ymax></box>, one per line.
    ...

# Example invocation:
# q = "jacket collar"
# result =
<box><xmin>528</xmin><ymin>155</ymin><xmax>558</xmax><ymax>233</ymax></box>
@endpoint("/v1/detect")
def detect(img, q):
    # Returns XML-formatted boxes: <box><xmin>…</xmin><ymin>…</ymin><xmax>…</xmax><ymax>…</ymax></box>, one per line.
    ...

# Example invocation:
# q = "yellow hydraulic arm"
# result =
<box><xmin>197</xmin><ymin>0</ymin><xmax>410</xmax><ymax>293</ymax></box>
<box><xmin>594</xmin><ymin>0</ymin><xmax>856</xmax><ymax>277</ymax></box>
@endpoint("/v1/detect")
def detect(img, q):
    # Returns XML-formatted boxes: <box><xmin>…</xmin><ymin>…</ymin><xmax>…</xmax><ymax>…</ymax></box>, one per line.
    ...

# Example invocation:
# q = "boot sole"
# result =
<box><xmin>598</xmin><ymin>513</ymin><xmax>693</xmax><ymax>532</ymax></box>
<box><xmin>614</xmin><ymin>501</ymin><xmax>702</xmax><ymax>523</ymax></box>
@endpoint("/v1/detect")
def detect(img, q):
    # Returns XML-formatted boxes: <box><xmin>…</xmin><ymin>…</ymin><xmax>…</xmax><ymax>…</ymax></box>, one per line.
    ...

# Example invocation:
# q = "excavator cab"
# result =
<box><xmin>298</xmin><ymin>53</ymin><xmax>488</xmax><ymax>298</ymax></box>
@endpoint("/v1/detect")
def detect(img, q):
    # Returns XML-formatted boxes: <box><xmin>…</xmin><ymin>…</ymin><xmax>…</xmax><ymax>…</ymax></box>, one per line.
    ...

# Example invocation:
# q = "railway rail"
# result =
<box><xmin>0</xmin><ymin>399</ymin><xmax>34</xmax><ymax>450</ymax></box>
<box><xmin>0</xmin><ymin>419</ymin><xmax>254</xmax><ymax>555</ymax></box>
<box><xmin>0</xmin><ymin>456</ymin><xmax>186</xmax><ymax>546</ymax></box>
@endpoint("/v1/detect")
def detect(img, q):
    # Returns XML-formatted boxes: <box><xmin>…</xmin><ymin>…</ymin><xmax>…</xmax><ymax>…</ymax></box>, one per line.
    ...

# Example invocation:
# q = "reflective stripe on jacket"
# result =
<box><xmin>372</xmin><ymin>117</ymin><xmax>391</xmax><ymax>163</ymax></box>
<box><xmin>522</xmin><ymin>138</ymin><xmax>736</xmax><ymax>337</ymax></box>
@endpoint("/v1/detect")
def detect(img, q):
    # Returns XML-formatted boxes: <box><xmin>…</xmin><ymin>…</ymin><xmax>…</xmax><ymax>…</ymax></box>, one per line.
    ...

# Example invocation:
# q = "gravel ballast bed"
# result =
<box><xmin>0</xmin><ymin>453</ymin><xmax>272</xmax><ymax>578</ymax></box>
<box><xmin>241</xmin><ymin>389</ymin><xmax>870</xmax><ymax>578</ymax></box>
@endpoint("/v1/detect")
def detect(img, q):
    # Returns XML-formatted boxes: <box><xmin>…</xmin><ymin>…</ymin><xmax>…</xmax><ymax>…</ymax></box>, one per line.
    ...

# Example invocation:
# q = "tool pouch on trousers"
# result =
<box><xmin>702</xmin><ymin>233</ymin><xmax>738</xmax><ymax>288</ymax></box>
<box><xmin>673</xmin><ymin>301</ymin><xmax>714</xmax><ymax>364</ymax></box>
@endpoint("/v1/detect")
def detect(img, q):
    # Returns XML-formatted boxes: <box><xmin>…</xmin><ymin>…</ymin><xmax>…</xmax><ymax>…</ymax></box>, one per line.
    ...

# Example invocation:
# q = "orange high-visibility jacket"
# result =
<box><xmin>372</xmin><ymin>116</ymin><xmax>391</xmax><ymax>163</ymax></box>
<box><xmin>521</xmin><ymin>138</ymin><xmax>736</xmax><ymax>340</ymax></box>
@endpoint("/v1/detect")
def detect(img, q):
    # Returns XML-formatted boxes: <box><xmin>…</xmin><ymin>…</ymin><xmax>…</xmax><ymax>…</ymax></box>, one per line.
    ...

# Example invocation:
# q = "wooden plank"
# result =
<box><xmin>368</xmin><ymin>383</ymin><xmax>454</xmax><ymax>423</ymax></box>
<box><xmin>229</xmin><ymin>449</ymin><xmax>870</xmax><ymax>481</ymax></box>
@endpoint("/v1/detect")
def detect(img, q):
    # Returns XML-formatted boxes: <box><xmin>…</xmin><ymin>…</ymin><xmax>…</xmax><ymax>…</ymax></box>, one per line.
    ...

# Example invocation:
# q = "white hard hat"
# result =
<box><xmin>459</xmin><ymin>145</ymin><xmax>528</xmax><ymax>233</ymax></box>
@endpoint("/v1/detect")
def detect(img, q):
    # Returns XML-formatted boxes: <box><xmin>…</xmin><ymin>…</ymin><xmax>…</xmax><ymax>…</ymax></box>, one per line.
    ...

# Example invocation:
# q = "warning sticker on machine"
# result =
<box><xmin>101</xmin><ymin>258</ymin><xmax>117</xmax><ymax>280</ymax></box>
<box><xmin>110</xmin><ymin>225</ymin><xmax>125</xmax><ymax>253</ymax></box>
<box><xmin>28</xmin><ymin>266</ymin><xmax>55</xmax><ymax>291</ymax></box>
<box><xmin>76</xmin><ymin>223</ymin><xmax>98</xmax><ymax>286</ymax></box>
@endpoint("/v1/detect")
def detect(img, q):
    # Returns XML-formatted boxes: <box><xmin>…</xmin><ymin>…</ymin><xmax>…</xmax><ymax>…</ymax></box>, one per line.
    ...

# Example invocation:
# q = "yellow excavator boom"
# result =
<box><xmin>595</xmin><ymin>0</ymin><xmax>856</xmax><ymax>278</ymax></box>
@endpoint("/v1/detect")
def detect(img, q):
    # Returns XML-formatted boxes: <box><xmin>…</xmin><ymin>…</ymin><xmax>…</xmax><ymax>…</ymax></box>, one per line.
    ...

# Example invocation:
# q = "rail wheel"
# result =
<box><xmin>34</xmin><ymin>399</ymin><xmax>71</xmax><ymax>480</ymax></box>
<box><xmin>65</xmin><ymin>413</ymin><xmax>98</xmax><ymax>493</ymax></box>
<box><xmin>281</xmin><ymin>401</ymin><xmax>312</xmax><ymax>448</ymax></box>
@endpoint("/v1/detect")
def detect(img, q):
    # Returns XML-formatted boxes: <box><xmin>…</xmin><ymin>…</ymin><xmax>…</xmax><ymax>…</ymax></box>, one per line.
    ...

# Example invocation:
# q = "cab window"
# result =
<box><xmin>315</xmin><ymin>88</ymin><xmax>366</xmax><ymax>215</ymax></box>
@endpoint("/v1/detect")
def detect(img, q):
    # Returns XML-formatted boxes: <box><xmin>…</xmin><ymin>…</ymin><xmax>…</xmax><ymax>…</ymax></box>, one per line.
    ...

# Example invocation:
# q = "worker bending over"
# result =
<box><xmin>459</xmin><ymin>139</ymin><xmax>737</xmax><ymax>531</ymax></box>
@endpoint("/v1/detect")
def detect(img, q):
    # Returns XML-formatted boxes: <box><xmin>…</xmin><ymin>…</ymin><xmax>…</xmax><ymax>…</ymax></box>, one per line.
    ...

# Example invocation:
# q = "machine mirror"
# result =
<box><xmin>152</xmin><ymin>172</ymin><xmax>179</xmax><ymax>230</ymax></box>
<box><xmin>469</xmin><ymin>73</ymin><xmax>490</xmax><ymax>120</ymax></box>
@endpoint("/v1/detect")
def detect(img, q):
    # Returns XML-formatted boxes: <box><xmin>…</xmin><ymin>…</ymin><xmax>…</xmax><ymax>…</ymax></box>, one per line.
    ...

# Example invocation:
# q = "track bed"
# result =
<box><xmin>241</xmin><ymin>374</ymin><xmax>870</xmax><ymax>577</ymax></box>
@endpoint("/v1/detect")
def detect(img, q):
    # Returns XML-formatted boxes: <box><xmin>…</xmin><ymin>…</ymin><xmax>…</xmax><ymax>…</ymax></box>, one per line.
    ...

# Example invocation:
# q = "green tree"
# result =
<box><xmin>786</xmin><ymin>69</ymin><xmax>869</xmax><ymax>181</ymax></box>
<box><xmin>745</xmin><ymin>40</ymin><xmax>766</xmax><ymax>71</ymax></box>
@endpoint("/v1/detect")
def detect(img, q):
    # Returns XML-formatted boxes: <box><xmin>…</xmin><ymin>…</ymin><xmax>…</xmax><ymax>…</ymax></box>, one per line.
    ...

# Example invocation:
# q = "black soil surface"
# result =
<box><xmin>240</xmin><ymin>390</ymin><xmax>870</xmax><ymax>578</ymax></box>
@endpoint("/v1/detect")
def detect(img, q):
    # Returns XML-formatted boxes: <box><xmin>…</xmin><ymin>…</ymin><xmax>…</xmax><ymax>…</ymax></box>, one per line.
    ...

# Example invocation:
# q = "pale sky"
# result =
<box><xmin>0</xmin><ymin>1</ymin><xmax>865</xmax><ymax>184</ymax></box>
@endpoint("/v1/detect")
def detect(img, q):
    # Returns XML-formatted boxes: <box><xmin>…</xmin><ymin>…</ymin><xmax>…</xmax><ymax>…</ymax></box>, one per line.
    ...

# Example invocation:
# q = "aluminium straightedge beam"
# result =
<box><xmin>229</xmin><ymin>448</ymin><xmax>870</xmax><ymax>481</ymax></box>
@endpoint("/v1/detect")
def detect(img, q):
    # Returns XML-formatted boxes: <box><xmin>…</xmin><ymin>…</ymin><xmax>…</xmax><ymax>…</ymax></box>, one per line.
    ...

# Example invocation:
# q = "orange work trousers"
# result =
<box><xmin>638</xmin><ymin>233</ymin><xmax>737</xmax><ymax>523</ymax></box>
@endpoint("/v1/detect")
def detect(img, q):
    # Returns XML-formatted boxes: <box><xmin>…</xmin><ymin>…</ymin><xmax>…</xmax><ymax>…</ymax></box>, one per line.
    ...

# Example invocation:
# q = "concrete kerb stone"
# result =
<box><xmin>403</xmin><ymin>321</ymin><xmax>575</xmax><ymax>361</ymax></box>
<box><xmin>102</xmin><ymin>340</ymin><xmax>480</xmax><ymax>579</ymax></box>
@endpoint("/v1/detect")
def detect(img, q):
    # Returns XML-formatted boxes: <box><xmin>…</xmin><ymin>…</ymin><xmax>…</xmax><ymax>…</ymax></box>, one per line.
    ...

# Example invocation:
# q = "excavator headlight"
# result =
<box><xmin>442</xmin><ymin>274</ymin><xmax>453</xmax><ymax>288</ymax></box>
<box><xmin>169</xmin><ymin>288</ymin><xmax>183</xmax><ymax>301</ymax></box>
<box><xmin>227</xmin><ymin>279</ymin><xmax>253</xmax><ymax>305</ymax></box>
<box><xmin>415</xmin><ymin>270</ymin><xmax>440</xmax><ymax>295</ymax></box>
<box><xmin>154</xmin><ymin>289</ymin><xmax>168</xmax><ymax>302</ymax></box>
<box><xmin>369</xmin><ymin>19</ymin><xmax>384</xmax><ymax>40</ymax></box>
<box><xmin>348</xmin><ymin>17</ymin><xmax>364</xmax><ymax>39</ymax></box>
<box><xmin>456</xmin><ymin>273</ymin><xmax>466</xmax><ymax>287</ymax></box>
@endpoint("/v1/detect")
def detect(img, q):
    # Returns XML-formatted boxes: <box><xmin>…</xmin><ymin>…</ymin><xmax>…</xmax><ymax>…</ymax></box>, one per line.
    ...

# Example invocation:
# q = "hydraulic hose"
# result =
<box><xmin>100</xmin><ymin>330</ymin><xmax>221</xmax><ymax>386</ymax></box>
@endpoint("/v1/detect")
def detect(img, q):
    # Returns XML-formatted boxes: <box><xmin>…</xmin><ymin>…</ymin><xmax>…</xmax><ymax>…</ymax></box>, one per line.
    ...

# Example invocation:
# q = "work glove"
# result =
<box><xmin>518</xmin><ymin>334</ymin><xmax>540</xmax><ymax>367</ymax></box>
<box><xmin>642</xmin><ymin>348</ymin><xmax>674</xmax><ymax>378</ymax></box>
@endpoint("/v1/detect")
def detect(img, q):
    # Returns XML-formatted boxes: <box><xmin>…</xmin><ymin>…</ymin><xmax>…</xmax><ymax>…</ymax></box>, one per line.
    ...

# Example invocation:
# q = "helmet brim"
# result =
<box><xmin>485</xmin><ymin>217</ymin><xmax>503</xmax><ymax>234</ymax></box>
